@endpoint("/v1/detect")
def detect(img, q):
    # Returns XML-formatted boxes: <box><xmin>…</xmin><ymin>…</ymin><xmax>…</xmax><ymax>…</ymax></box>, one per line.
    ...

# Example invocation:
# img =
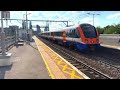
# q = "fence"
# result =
<box><xmin>0</xmin><ymin>36</ymin><xmax>16</xmax><ymax>52</ymax></box>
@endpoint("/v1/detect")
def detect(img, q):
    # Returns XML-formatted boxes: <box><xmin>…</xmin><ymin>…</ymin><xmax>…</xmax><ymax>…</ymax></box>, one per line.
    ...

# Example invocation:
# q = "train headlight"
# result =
<box><xmin>85</xmin><ymin>39</ymin><xmax>88</xmax><ymax>43</ymax></box>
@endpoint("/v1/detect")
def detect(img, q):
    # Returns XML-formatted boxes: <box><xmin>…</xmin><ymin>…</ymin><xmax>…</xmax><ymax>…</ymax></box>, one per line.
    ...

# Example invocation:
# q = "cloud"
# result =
<box><xmin>81</xmin><ymin>17</ymin><xmax>93</xmax><ymax>23</ymax></box>
<box><xmin>106</xmin><ymin>13</ymin><xmax>120</xmax><ymax>19</ymax></box>
<box><xmin>81</xmin><ymin>17</ymin><xmax>100</xmax><ymax>26</ymax></box>
<box><xmin>0</xmin><ymin>11</ymin><xmax>100</xmax><ymax>29</ymax></box>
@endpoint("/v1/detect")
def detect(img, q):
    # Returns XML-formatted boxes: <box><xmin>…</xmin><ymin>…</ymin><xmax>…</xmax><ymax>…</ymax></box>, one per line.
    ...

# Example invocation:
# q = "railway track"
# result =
<box><xmin>38</xmin><ymin>37</ymin><xmax>113</xmax><ymax>79</ymax></box>
<box><xmin>46</xmin><ymin>41</ymin><xmax>120</xmax><ymax>78</ymax></box>
<box><xmin>50</xmin><ymin>44</ymin><xmax>112</xmax><ymax>79</ymax></box>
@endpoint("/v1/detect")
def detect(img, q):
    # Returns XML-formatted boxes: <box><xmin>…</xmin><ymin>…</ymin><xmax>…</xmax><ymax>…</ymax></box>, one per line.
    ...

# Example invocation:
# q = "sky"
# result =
<box><xmin>1</xmin><ymin>11</ymin><xmax>120</xmax><ymax>31</ymax></box>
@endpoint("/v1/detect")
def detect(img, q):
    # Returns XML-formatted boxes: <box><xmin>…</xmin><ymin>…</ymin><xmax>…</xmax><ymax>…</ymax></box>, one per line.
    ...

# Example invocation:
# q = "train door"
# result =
<box><xmin>52</xmin><ymin>32</ymin><xmax>54</xmax><ymax>41</ymax></box>
<box><xmin>72</xmin><ymin>29</ymin><xmax>75</xmax><ymax>43</ymax></box>
<box><xmin>63</xmin><ymin>30</ymin><xmax>66</xmax><ymax>42</ymax></box>
<box><xmin>75</xmin><ymin>28</ymin><xmax>81</xmax><ymax>42</ymax></box>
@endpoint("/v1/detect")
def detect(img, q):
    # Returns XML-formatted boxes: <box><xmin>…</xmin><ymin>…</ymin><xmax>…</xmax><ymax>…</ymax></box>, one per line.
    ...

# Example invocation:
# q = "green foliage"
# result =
<box><xmin>96</xmin><ymin>26</ymin><xmax>104</xmax><ymax>34</ymax></box>
<box><xmin>96</xmin><ymin>24</ymin><xmax>120</xmax><ymax>34</ymax></box>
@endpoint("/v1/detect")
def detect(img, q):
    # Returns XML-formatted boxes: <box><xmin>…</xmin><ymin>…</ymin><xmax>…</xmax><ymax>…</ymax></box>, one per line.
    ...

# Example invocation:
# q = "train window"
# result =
<box><xmin>68</xmin><ymin>29</ymin><xmax>73</xmax><ymax>37</ymax></box>
<box><xmin>81</xmin><ymin>24</ymin><xmax>97</xmax><ymax>38</ymax></box>
<box><xmin>75</xmin><ymin>29</ymin><xmax>80</xmax><ymax>38</ymax></box>
<box><xmin>71</xmin><ymin>29</ymin><xmax>75</xmax><ymax>37</ymax></box>
<box><xmin>54</xmin><ymin>32</ymin><xmax>63</xmax><ymax>36</ymax></box>
<box><xmin>66</xmin><ymin>29</ymin><xmax>80</xmax><ymax>38</ymax></box>
<box><xmin>66</xmin><ymin>30</ymin><xmax>70</xmax><ymax>37</ymax></box>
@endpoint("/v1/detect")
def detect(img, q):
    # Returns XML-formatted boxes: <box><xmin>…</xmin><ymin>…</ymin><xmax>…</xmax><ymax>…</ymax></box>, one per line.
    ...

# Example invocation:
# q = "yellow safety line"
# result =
<box><xmin>57</xmin><ymin>60</ymin><xmax>63</xmax><ymax>65</ymax></box>
<box><xmin>34</xmin><ymin>37</ymin><xmax>55</xmax><ymax>79</ymax></box>
<box><xmin>63</xmin><ymin>70</ymin><xmax>82</xmax><ymax>79</ymax></box>
<box><xmin>43</xmin><ymin>43</ymin><xmax>82</xmax><ymax>79</ymax></box>
<box><xmin>43</xmin><ymin>43</ymin><xmax>80</xmax><ymax>79</ymax></box>
<box><xmin>53</xmin><ymin>56</ymin><xmax>59</xmax><ymax>60</ymax></box>
<box><xmin>58</xmin><ymin>62</ymin><xmax>77</xmax><ymax>72</ymax></box>
<box><xmin>71</xmin><ymin>70</ymin><xmax>75</xmax><ymax>79</ymax></box>
<box><xmin>35</xmin><ymin>36</ymin><xmax>88</xmax><ymax>79</ymax></box>
<box><xmin>62</xmin><ymin>64</ymin><xmax>68</xmax><ymax>71</ymax></box>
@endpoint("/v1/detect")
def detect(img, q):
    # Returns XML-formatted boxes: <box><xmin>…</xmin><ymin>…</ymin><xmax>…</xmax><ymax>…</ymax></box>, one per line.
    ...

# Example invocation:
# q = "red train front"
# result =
<box><xmin>76</xmin><ymin>23</ymin><xmax>100</xmax><ymax>51</ymax></box>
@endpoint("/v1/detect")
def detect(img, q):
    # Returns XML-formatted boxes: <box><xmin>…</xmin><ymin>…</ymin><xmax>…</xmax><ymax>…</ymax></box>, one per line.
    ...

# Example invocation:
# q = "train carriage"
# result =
<box><xmin>39</xmin><ymin>23</ymin><xmax>100</xmax><ymax>51</ymax></box>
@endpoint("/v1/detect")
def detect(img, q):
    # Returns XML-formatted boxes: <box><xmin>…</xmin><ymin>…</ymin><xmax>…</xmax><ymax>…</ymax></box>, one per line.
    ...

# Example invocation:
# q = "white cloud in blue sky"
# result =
<box><xmin>106</xmin><ymin>13</ymin><xmax>120</xmax><ymax>19</ymax></box>
<box><xmin>1</xmin><ymin>11</ymin><xmax>120</xmax><ymax>31</ymax></box>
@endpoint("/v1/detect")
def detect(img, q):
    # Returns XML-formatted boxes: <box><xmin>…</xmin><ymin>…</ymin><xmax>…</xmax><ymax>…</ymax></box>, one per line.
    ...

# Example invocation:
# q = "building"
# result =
<box><xmin>0</xmin><ymin>26</ymin><xmax>17</xmax><ymax>36</ymax></box>
<box><xmin>18</xmin><ymin>28</ymin><xmax>33</xmax><ymax>41</ymax></box>
<box><xmin>0</xmin><ymin>25</ymin><xmax>33</xmax><ymax>42</ymax></box>
<box><xmin>36</xmin><ymin>25</ymin><xmax>41</xmax><ymax>34</ymax></box>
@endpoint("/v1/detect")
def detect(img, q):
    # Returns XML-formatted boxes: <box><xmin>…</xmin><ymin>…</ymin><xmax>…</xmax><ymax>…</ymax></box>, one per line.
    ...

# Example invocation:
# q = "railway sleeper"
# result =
<box><xmin>71</xmin><ymin>63</ymin><xmax>80</xmax><ymax>66</ymax></box>
<box><xmin>79</xmin><ymin>68</ymin><xmax>88</xmax><ymax>71</ymax></box>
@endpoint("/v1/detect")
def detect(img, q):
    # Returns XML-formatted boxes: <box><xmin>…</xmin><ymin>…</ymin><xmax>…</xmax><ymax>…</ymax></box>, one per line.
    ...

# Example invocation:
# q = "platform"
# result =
<box><xmin>0</xmin><ymin>36</ymin><xmax>89</xmax><ymax>79</ymax></box>
<box><xmin>0</xmin><ymin>40</ymin><xmax>51</xmax><ymax>79</ymax></box>
<box><xmin>101</xmin><ymin>44</ymin><xmax>120</xmax><ymax>50</ymax></box>
<box><xmin>33</xmin><ymin>36</ymin><xmax>89</xmax><ymax>79</ymax></box>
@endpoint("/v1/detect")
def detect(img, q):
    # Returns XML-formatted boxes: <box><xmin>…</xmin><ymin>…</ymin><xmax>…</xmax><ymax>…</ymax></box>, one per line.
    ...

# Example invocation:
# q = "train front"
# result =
<box><xmin>80</xmin><ymin>24</ymin><xmax>100</xmax><ymax>51</ymax></box>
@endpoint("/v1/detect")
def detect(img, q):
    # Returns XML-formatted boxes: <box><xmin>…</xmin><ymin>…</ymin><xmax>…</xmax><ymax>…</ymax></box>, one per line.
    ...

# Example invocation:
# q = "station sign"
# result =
<box><xmin>2</xmin><ymin>11</ymin><xmax>10</xmax><ymax>19</ymax></box>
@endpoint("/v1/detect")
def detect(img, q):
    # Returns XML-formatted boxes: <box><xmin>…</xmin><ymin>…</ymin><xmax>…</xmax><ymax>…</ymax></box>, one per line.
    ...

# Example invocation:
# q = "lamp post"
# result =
<box><xmin>24</xmin><ymin>12</ymin><xmax>31</xmax><ymax>41</ymax></box>
<box><xmin>87</xmin><ymin>13</ymin><xmax>100</xmax><ymax>26</ymax></box>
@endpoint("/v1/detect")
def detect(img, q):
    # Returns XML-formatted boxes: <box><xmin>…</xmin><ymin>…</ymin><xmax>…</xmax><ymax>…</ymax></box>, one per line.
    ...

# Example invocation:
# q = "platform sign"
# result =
<box><xmin>2</xmin><ymin>11</ymin><xmax>10</xmax><ymax>19</ymax></box>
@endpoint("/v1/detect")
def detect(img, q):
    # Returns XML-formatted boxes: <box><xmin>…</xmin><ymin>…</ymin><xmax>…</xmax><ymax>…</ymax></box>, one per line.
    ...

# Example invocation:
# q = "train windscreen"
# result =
<box><xmin>81</xmin><ymin>24</ymin><xmax>97</xmax><ymax>38</ymax></box>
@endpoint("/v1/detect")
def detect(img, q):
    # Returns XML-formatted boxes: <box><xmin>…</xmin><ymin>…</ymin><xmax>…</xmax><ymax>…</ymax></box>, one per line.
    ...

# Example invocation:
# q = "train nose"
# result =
<box><xmin>90</xmin><ymin>40</ymin><xmax>94</xmax><ymax>43</ymax></box>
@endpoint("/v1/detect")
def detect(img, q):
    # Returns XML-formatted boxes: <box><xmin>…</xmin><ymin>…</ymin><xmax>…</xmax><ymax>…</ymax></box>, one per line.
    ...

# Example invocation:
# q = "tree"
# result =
<box><xmin>96</xmin><ymin>24</ymin><xmax>120</xmax><ymax>34</ymax></box>
<box><xmin>96</xmin><ymin>26</ymin><xmax>104</xmax><ymax>34</ymax></box>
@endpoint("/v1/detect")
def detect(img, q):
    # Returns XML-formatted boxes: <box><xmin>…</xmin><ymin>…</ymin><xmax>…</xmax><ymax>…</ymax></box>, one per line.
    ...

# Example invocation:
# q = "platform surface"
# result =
<box><xmin>101</xmin><ymin>44</ymin><xmax>120</xmax><ymax>50</ymax></box>
<box><xmin>0</xmin><ymin>41</ymin><xmax>51</xmax><ymax>79</ymax></box>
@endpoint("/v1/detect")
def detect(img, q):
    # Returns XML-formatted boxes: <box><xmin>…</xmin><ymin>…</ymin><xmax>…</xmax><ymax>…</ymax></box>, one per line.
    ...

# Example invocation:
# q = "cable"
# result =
<box><xmin>17</xmin><ymin>20</ymin><xmax>22</xmax><ymax>24</ymax></box>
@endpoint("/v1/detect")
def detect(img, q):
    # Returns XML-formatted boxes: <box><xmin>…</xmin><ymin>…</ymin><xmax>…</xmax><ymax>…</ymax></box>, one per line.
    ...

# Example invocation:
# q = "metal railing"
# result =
<box><xmin>0</xmin><ymin>36</ymin><xmax>16</xmax><ymax>52</ymax></box>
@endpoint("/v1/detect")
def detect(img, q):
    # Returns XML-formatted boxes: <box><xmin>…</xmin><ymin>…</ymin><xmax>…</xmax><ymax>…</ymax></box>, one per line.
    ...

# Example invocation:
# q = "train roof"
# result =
<box><xmin>42</xmin><ymin>25</ymin><xmax>78</xmax><ymax>34</ymax></box>
<box><xmin>42</xmin><ymin>23</ymin><xmax>93</xmax><ymax>33</ymax></box>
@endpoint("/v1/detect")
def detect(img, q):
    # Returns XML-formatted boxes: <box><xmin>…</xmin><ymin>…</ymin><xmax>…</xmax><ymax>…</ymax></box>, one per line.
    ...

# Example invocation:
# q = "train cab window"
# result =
<box><xmin>81</xmin><ymin>24</ymin><xmax>97</xmax><ymax>38</ymax></box>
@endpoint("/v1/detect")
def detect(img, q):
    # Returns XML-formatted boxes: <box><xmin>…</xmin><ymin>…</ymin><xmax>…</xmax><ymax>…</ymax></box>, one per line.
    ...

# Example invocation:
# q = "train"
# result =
<box><xmin>39</xmin><ymin>23</ymin><xmax>100</xmax><ymax>51</ymax></box>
